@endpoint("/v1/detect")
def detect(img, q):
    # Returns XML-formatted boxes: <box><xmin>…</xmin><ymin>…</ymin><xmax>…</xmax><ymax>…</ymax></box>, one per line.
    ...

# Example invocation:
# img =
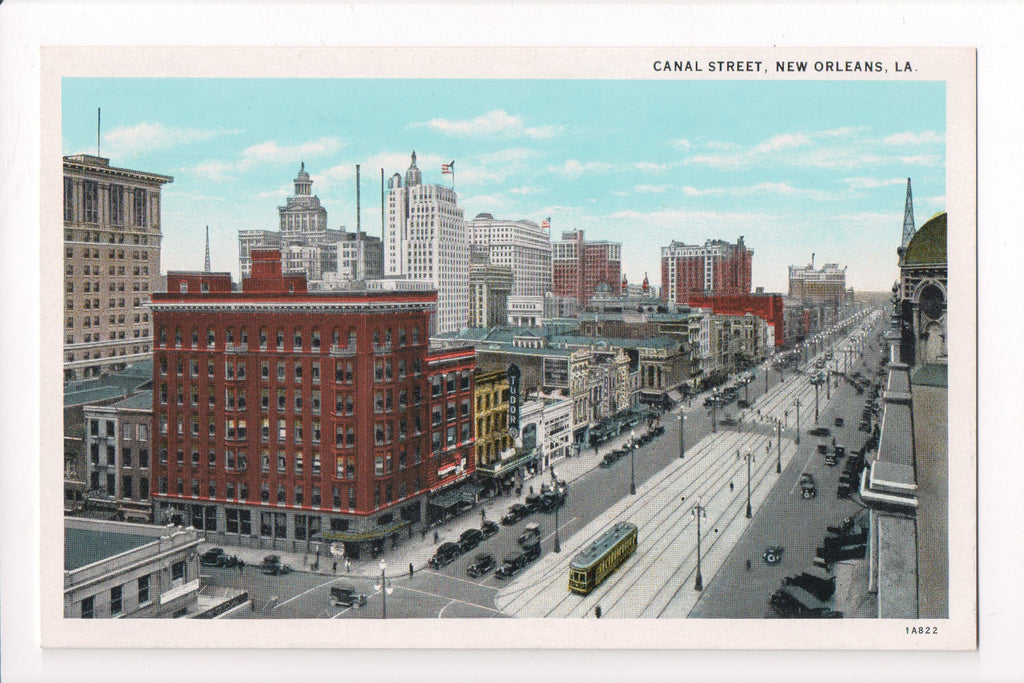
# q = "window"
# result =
<box><xmin>171</xmin><ymin>560</ymin><xmax>185</xmax><ymax>586</ymax></box>
<box><xmin>81</xmin><ymin>596</ymin><xmax>94</xmax><ymax>619</ymax></box>
<box><xmin>277</xmin><ymin>484</ymin><xmax>286</xmax><ymax>504</ymax></box>
<box><xmin>133</xmin><ymin>188</ymin><xmax>147</xmax><ymax>227</ymax></box>
<box><xmin>137</xmin><ymin>575</ymin><xmax>150</xmax><ymax>604</ymax></box>
<box><xmin>294</xmin><ymin>486</ymin><xmax>303</xmax><ymax>506</ymax></box>
<box><xmin>63</xmin><ymin>177</ymin><xmax>74</xmax><ymax>221</ymax></box>
<box><xmin>82</xmin><ymin>180</ymin><xmax>99</xmax><ymax>222</ymax></box>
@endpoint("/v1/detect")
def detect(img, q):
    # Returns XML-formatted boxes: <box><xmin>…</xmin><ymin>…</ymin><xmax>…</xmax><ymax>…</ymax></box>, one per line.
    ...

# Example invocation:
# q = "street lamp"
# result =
<box><xmin>374</xmin><ymin>558</ymin><xmax>394</xmax><ymax>619</ymax></box>
<box><xmin>678</xmin><ymin>414</ymin><xmax>685</xmax><ymax>459</ymax></box>
<box><xmin>794</xmin><ymin>399</ymin><xmax>801</xmax><ymax>445</ymax></box>
<box><xmin>738</xmin><ymin>450</ymin><xmax>755</xmax><ymax>518</ymax></box>
<box><xmin>690</xmin><ymin>498</ymin><xmax>707</xmax><ymax>591</ymax></box>
<box><xmin>826</xmin><ymin>368</ymin><xmax>831</xmax><ymax>399</ymax></box>
<box><xmin>710</xmin><ymin>394</ymin><xmax>718</xmax><ymax>433</ymax></box>
<box><xmin>629</xmin><ymin>429</ymin><xmax>637</xmax><ymax>495</ymax></box>
<box><xmin>784</xmin><ymin>409</ymin><xmax>789</xmax><ymax>428</ymax></box>
<box><xmin>814</xmin><ymin>378</ymin><xmax>820</xmax><ymax>423</ymax></box>
<box><xmin>776</xmin><ymin>418</ymin><xmax>782</xmax><ymax>473</ymax></box>
<box><xmin>553</xmin><ymin>471</ymin><xmax>565</xmax><ymax>553</ymax></box>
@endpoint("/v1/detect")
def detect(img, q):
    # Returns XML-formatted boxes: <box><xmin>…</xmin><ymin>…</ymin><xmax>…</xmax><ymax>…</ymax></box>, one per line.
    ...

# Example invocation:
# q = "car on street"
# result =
<box><xmin>329</xmin><ymin>585</ymin><xmax>367</xmax><ymax>608</ymax></box>
<box><xmin>517</xmin><ymin>522</ymin><xmax>541</xmax><ymax>547</ymax></box>
<box><xmin>801</xmin><ymin>481</ymin><xmax>818</xmax><ymax>499</ymax></box>
<box><xmin>834</xmin><ymin>417</ymin><xmax>845</xmax><ymax>428</ymax></box>
<box><xmin>466</xmin><ymin>553</ymin><xmax>496</xmax><ymax>578</ymax></box>
<box><xmin>428</xmin><ymin>542</ymin><xmax>461</xmax><ymax>568</ymax></box>
<box><xmin>808</xmin><ymin>427</ymin><xmax>831</xmax><ymax>437</ymax></box>
<box><xmin>719</xmin><ymin>416</ymin><xmax>738</xmax><ymax>426</ymax></box>
<box><xmin>458</xmin><ymin>528</ymin><xmax>484</xmax><ymax>552</ymax></box>
<box><xmin>799</xmin><ymin>473</ymin><xmax>815</xmax><ymax>487</ymax></box>
<box><xmin>200</xmin><ymin>548</ymin><xmax>226</xmax><ymax>566</ymax></box>
<box><xmin>524</xmin><ymin>493</ymin><xmax>544</xmax><ymax>512</ymax></box>
<box><xmin>762</xmin><ymin>545</ymin><xmax>785</xmax><ymax>564</ymax></box>
<box><xmin>501</xmin><ymin>503</ymin><xmax>529</xmax><ymax>525</ymax></box>
<box><xmin>824</xmin><ymin>454</ymin><xmax>838</xmax><ymax>466</ymax></box>
<box><xmin>817</xmin><ymin>443</ymin><xmax>829</xmax><ymax>454</ymax></box>
<box><xmin>260</xmin><ymin>554</ymin><xmax>293</xmax><ymax>575</ymax></box>
<box><xmin>737</xmin><ymin>399</ymin><xmax>750</xmax><ymax>409</ymax></box>
<box><xmin>480</xmin><ymin>520</ymin><xmax>499</xmax><ymax>538</ymax></box>
<box><xmin>599</xmin><ymin>454</ymin><xmax>616</xmax><ymax>468</ymax></box>
<box><xmin>834</xmin><ymin>444</ymin><xmax>846</xmax><ymax>458</ymax></box>
<box><xmin>495</xmin><ymin>557</ymin><xmax>525</xmax><ymax>580</ymax></box>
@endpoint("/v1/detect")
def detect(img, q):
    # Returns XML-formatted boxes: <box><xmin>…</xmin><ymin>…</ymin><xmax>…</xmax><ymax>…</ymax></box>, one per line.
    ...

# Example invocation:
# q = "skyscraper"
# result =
<box><xmin>660</xmin><ymin>237</ymin><xmax>752</xmax><ymax>304</ymax></box>
<box><xmin>63</xmin><ymin>154</ymin><xmax>173</xmax><ymax>380</ymax></box>
<box><xmin>467</xmin><ymin>213</ymin><xmax>552</xmax><ymax>298</ymax></box>
<box><xmin>551</xmin><ymin>229</ymin><xmax>621</xmax><ymax>307</ymax></box>
<box><xmin>385</xmin><ymin>152</ymin><xmax>469</xmax><ymax>334</ymax></box>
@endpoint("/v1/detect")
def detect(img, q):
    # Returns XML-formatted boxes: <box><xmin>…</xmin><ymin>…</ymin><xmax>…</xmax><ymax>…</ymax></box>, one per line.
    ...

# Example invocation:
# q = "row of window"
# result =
<box><xmin>66</xmin><ymin>246</ymin><xmax>151</xmax><ymax>261</ymax></box>
<box><xmin>66</xmin><ymin>345</ymin><xmax>148</xmax><ymax>361</ymax></box>
<box><xmin>64</xmin><ymin>178</ymin><xmax>150</xmax><ymax>227</ymax></box>
<box><xmin>155</xmin><ymin>326</ymin><xmax>422</xmax><ymax>353</ymax></box>
<box><xmin>89</xmin><ymin>442</ymin><xmax>149</xmax><ymax>468</ymax></box>
<box><xmin>90</xmin><ymin>471</ymin><xmax>149</xmax><ymax>500</ymax></box>
<box><xmin>78</xmin><ymin>571</ymin><xmax>161</xmax><ymax>619</ymax></box>
<box><xmin>65</xmin><ymin>228</ymin><xmax>152</xmax><ymax>245</ymax></box>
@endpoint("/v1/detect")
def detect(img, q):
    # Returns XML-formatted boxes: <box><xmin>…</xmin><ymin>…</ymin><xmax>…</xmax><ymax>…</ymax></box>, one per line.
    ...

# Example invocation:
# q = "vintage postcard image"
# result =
<box><xmin>43</xmin><ymin>46</ymin><xmax>976</xmax><ymax>649</ymax></box>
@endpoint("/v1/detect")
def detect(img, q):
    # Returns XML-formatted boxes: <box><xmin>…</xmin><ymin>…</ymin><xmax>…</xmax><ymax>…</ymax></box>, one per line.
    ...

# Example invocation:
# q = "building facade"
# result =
<box><xmin>83</xmin><ymin>392</ymin><xmax>155</xmax><ymax>522</ymax></box>
<box><xmin>552</xmin><ymin>230</ymin><xmax>622</xmax><ymax>307</ymax></box>
<box><xmin>473</xmin><ymin>370</ymin><xmax>512</xmax><ymax>474</ymax></box>
<box><xmin>897</xmin><ymin>212</ymin><xmax>947</xmax><ymax>366</ymax></box>
<box><xmin>468</xmin><ymin>251</ymin><xmax>514</xmax><ymax>328</ymax></box>
<box><xmin>149</xmin><ymin>249</ymin><xmax>475</xmax><ymax>557</ymax></box>
<box><xmin>467</xmin><ymin>213</ymin><xmax>552</xmax><ymax>298</ymax></box>
<box><xmin>64</xmin><ymin>518</ymin><xmax>201</xmax><ymax>619</ymax></box>
<box><xmin>63</xmin><ymin>154</ymin><xmax>172</xmax><ymax>380</ymax></box>
<box><xmin>385</xmin><ymin>152</ymin><xmax>469</xmax><ymax>334</ymax></box>
<box><xmin>660</xmin><ymin>237</ymin><xmax>752</xmax><ymax>303</ymax></box>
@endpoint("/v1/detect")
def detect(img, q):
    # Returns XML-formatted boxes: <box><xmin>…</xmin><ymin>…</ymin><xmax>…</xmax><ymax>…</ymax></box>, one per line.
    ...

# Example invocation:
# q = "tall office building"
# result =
<box><xmin>385</xmin><ymin>152</ymin><xmax>469</xmax><ymax>334</ymax></box>
<box><xmin>788</xmin><ymin>256</ymin><xmax>848</xmax><ymax>305</ymax></box>
<box><xmin>468</xmin><ymin>248</ymin><xmax>514</xmax><ymax>328</ymax></box>
<box><xmin>149</xmin><ymin>249</ymin><xmax>476</xmax><ymax>552</ymax></box>
<box><xmin>239</xmin><ymin>164</ymin><xmax>382</xmax><ymax>284</ymax></box>
<box><xmin>660</xmin><ymin>237</ymin><xmax>752</xmax><ymax>304</ymax></box>
<box><xmin>467</xmin><ymin>213</ymin><xmax>552</xmax><ymax>298</ymax></box>
<box><xmin>551</xmin><ymin>229</ymin><xmax>621</xmax><ymax>307</ymax></box>
<box><xmin>63</xmin><ymin>154</ymin><xmax>173</xmax><ymax>380</ymax></box>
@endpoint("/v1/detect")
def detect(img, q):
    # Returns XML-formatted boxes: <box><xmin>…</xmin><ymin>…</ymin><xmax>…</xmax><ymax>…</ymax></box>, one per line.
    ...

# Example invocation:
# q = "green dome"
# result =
<box><xmin>903</xmin><ymin>212</ymin><xmax>947</xmax><ymax>267</ymax></box>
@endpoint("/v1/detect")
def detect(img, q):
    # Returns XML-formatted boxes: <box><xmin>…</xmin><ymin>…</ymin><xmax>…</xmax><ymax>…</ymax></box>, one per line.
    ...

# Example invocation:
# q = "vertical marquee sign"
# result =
<box><xmin>507</xmin><ymin>363</ymin><xmax>521</xmax><ymax>438</ymax></box>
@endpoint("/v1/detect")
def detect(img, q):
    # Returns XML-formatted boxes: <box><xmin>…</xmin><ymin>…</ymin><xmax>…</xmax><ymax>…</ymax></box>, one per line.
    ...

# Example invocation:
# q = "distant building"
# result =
<box><xmin>468</xmin><ymin>213</ymin><xmax>552</xmax><ymax>298</ymax></box>
<box><xmin>788</xmin><ymin>255</ymin><xmax>848</xmax><ymax>308</ymax></box>
<box><xmin>239</xmin><ymin>164</ymin><xmax>383</xmax><ymax>285</ymax></box>
<box><xmin>552</xmin><ymin>230</ymin><xmax>621</xmax><ymax>307</ymax></box>
<box><xmin>386</xmin><ymin>152</ymin><xmax>469</xmax><ymax>334</ymax></box>
<box><xmin>63</xmin><ymin>154</ymin><xmax>172</xmax><ymax>380</ymax></box>
<box><xmin>149</xmin><ymin>249</ymin><xmax>476</xmax><ymax>558</ymax></box>
<box><xmin>83</xmin><ymin>392</ymin><xmax>155</xmax><ymax>522</ymax></box>
<box><xmin>508</xmin><ymin>295</ymin><xmax>545</xmax><ymax>327</ymax></box>
<box><xmin>661</xmin><ymin>237</ymin><xmax>752</xmax><ymax>303</ymax></box>
<box><xmin>472</xmin><ymin>370</ymin><xmax>512</xmax><ymax>482</ymax></box>
<box><xmin>468</xmin><ymin>251</ymin><xmax>514</xmax><ymax>328</ymax></box>
<box><xmin>64</xmin><ymin>517</ymin><xmax>201</xmax><ymax>618</ymax></box>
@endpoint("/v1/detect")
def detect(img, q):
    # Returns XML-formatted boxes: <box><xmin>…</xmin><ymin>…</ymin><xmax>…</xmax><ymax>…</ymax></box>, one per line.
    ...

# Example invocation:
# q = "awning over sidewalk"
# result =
<box><xmin>476</xmin><ymin>450</ymin><xmax>534</xmax><ymax>478</ymax></box>
<box><xmin>320</xmin><ymin>519</ymin><xmax>410</xmax><ymax>543</ymax></box>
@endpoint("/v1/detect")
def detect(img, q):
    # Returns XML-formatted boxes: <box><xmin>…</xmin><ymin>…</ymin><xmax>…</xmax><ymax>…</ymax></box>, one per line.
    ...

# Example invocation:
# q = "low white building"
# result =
<box><xmin>516</xmin><ymin>395</ymin><xmax>574</xmax><ymax>473</ymax></box>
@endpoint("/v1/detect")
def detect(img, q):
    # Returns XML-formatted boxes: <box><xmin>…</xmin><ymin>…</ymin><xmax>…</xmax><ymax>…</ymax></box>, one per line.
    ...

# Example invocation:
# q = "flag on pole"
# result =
<box><xmin>441</xmin><ymin>160</ymin><xmax>455</xmax><ymax>175</ymax></box>
<box><xmin>541</xmin><ymin>217</ymin><xmax>551</xmax><ymax>230</ymax></box>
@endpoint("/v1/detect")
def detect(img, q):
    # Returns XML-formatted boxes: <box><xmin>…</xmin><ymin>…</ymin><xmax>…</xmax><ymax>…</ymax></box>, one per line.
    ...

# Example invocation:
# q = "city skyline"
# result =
<box><xmin>61</xmin><ymin>78</ymin><xmax>945</xmax><ymax>293</ymax></box>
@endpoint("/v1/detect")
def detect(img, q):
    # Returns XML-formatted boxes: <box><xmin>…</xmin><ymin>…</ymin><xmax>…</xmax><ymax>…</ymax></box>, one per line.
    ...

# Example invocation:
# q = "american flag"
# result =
<box><xmin>441</xmin><ymin>160</ymin><xmax>455</xmax><ymax>175</ymax></box>
<box><xmin>541</xmin><ymin>217</ymin><xmax>551</xmax><ymax>230</ymax></box>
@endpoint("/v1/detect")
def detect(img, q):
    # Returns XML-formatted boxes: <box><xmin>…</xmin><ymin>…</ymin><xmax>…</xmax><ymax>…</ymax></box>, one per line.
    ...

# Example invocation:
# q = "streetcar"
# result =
<box><xmin>568</xmin><ymin>522</ymin><xmax>638</xmax><ymax>595</ymax></box>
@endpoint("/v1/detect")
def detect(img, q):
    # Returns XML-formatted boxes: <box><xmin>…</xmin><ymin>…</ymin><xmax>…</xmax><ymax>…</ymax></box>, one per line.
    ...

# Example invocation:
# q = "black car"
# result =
<box><xmin>501</xmin><ymin>503</ymin><xmax>528</xmax><ymax>524</ymax></box>
<box><xmin>494</xmin><ymin>558</ymin><xmax>523</xmax><ymax>580</ymax></box>
<box><xmin>260</xmin><ymin>554</ymin><xmax>292</xmax><ymax>575</ymax></box>
<box><xmin>466</xmin><ymin>553</ymin><xmax>496</xmax><ymax>578</ymax></box>
<box><xmin>599</xmin><ymin>454</ymin><xmax>616</xmax><ymax>468</ymax></box>
<box><xmin>200</xmin><ymin>548</ymin><xmax>225</xmax><ymax>566</ymax></box>
<box><xmin>524</xmin><ymin>493</ymin><xmax>544</xmax><ymax>512</ymax></box>
<box><xmin>458</xmin><ymin>528</ymin><xmax>484</xmax><ymax>552</ymax></box>
<box><xmin>808</xmin><ymin>427</ymin><xmax>831</xmax><ymax>437</ymax></box>
<box><xmin>834</xmin><ymin>417</ymin><xmax>845</xmax><ymax>428</ymax></box>
<box><xmin>330</xmin><ymin>585</ymin><xmax>367</xmax><ymax>608</ymax></box>
<box><xmin>480</xmin><ymin>520</ymin><xmax>499</xmax><ymax>538</ymax></box>
<box><xmin>737</xmin><ymin>399</ymin><xmax>751</xmax><ymax>409</ymax></box>
<box><xmin>428</xmin><ymin>542</ymin><xmax>461</xmax><ymax>568</ymax></box>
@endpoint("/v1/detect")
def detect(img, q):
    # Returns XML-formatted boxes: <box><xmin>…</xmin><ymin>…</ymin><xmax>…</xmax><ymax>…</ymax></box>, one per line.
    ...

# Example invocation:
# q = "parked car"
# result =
<box><xmin>834</xmin><ymin>417</ymin><xmax>845</xmax><ymax>428</ymax></box>
<box><xmin>524</xmin><ymin>493</ymin><xmax>544</xmax><ymax>512</ymax></box>
<box><xmin>459</xmin><ymin>528</ymin><xmax>484</xmax><ymax>548</ymax></box>
<box><xmin>480</xmin><ymin>520</ymin><xmax>499</xmax><ymax>538</ymax></box>
<box><xmin>200</xmin><ymin>548</ymin><xmax>225</xmax><ymax>566</ymax></box>
<box><xmin>762</xmin><ymin>545</ymin><xmax>785</xmax><ymax>564</ymax></box>
<box><xmin>428</xmin><ymin>542</ymin><xmax>461</xmax><ymax>568</ymax></box>
<box><xmin>260</xmin><ymin>554</ymin><xmax>292</xmax><ymax>575</ymax></box>
<box><xmin>799</xmin><ymin>473</ymin><xmax>815</xmax><ymax>487</ymax></box>
<box><xmin>466</xmin><ymin>553</ymin><xmax>496</xmax><ymax>578</ymax></box>
<box><xmin>801</xmin><ymin>481</ymin><xmax>817</xmax><ymax>499</ymax></box>
<box><xmin>501</xmin><ymin>503</ymin><xmax>528</xmax><ymax>525</ymax></box>
<box><xmin>737</xmin><ymin>399</ymin><xmax>751</xmax><ymax>409</ymax></box>
<box><xmin>808</xmin><ymin>427</ymin><xmax>831</xmax><ymax>437</ymax></box>
<box><xmin>834</xmin><ymin>444</ymin><xmax>846</xmax><ymax>457</ymax></box>
<box><xmin>517</xmin><ymin>522</ymin><xmax>541</xmax><ymax>547</ymax></box>
<box><xmin>329</xmin><ymin>585</ymin><xmax>367</xmax><ymax>608</ymax></box>
<box><xmin>817</xmin><ymin>443</ymin><xmax>829</xmax><ymax>455</ymax></box>
<box><xmin>599</xmin><ymin>454</ymin><xmax>616</xmax><ymax>469</ymax></box>
<box><xmin>216</xmin><ymin>553</ymin><xmax>241</xmax><ymax>568</ymax></box>
<box><xmin>824</xmin><ymin>454</ymin><xmax>838</xmax><ymax>466</ymax></box>
<box><xmin>495</xmin><ymin>557</ymin><xmax>524</xmax><ymax>580</ymax></box>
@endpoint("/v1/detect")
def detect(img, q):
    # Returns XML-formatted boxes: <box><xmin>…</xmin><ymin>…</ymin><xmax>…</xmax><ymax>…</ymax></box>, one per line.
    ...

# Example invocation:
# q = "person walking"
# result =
<box><xmin>594</xmin><ymin>604</ymin><xmax>602</xmax><ymax>619</ymax></box>
<box><xmin>345</xmin><ymin>558</ymin><xmax>351</xmax><ymax>573</ymax></box>
<box><xmin>332</xmin><ymin>560</ymin><xmax>338</xmax><ymax>574</ymax></box>
<box><xmin>409</xmin><ymin>562</ymin><xmax>414</xmax><ymax>578</ymax></box>
<box><xmin>730</xmin><ymin>481</ymin><xmax>734</xmax><ymax>492</ymax></box>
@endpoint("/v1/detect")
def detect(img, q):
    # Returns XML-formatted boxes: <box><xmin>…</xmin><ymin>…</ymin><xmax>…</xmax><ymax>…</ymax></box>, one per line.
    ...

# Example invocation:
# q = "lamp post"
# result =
<box><xmin>552</xmin><ymin>469</ymin><xmax>564</xmax><ymax>553</ymax></box>
<box><xmin>678</xmin><ymin>414</ymin><xmax>685</xmax><ymax>459</ymax></box>
<box><xmin>794</xmin><ymin>399</ymin><xmax>801</xmax><ymax>445</ymax></box>
<box><xmin>776</xmin><ymin>418</ymin><xmax>782</xmax><ymax>473</ymax></box>
<box><xmin>711</xmin><ymin>394</ymin><xmax>717</xmax><ymax>433</ymax></box>
<box><xmin>690</xmin><ymin>498</ymin><xmax>707</xmax><ymax>591</ymax></box>
<box><xmin>738</xmin><ymin>450</ymin><xmax>755</xmax><ymax>518</ymax></box>
<box><xmin>374</xmin><ymin>558</ymin><xmax>394</xmax><ymax>619</ymax></box>
<box><xmin>629</xmin><ymin>429</ymin><xmax>637</xmax><ymax>495</ymax></box>
<box><xmin>826</xmin><ymin>369</ymin><xmax>831</xmax><ymax>399</ymax></box>
<box><xmin>814</xmin><ymin>379</ymin><xmax>820</xmax><ymax>423</ymax></box>
<box><xmin>744</xmin><ymin>376</ymin><xmax>750</xmax><ymax>403</ymax></box>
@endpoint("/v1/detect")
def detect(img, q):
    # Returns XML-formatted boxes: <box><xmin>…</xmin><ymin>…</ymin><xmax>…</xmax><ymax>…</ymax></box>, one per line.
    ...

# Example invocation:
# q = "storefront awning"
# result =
<box><xmin>320</xmin><ymin>519</ymin><xmax>411</xmax><ymax>543</ymax></box>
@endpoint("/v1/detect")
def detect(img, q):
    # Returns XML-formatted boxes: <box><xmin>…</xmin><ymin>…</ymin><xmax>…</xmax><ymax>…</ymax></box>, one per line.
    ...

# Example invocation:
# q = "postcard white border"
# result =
<box><xmin>36</xmin><ymin>44</ymin><xmax>977</xmax><ymax>653</ymax></box>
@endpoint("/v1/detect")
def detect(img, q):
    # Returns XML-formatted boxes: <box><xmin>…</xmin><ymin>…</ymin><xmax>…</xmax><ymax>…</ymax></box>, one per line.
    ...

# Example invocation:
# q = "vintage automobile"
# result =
<box><xmin>459</xmin><ymin>528</ymin><xmax>484</xmax><ymax>550</ymax></box>
<box><xmin>799</xmin><ymin>473</ymin><xmax>815</xmax><ymax>487</ymax></box>
<box><xmin>517</xmin><ymin>522</ymin><xmax>541</xmax><ymax>547</ymax></box>
<box><xmin>200</xmin><ymin>548</ymin><xmax>226</xmax><ymax>566</ymax></box>
<box><xmin>808</xmin><ymin>427</ymin><xmax>831</xmax><ymax>437</ymax></box>
<box><xmin>329</xmin><ymin>585</ymin><xmax>368</xmax><ymax>608</ymax></box>
<box><xmin>719</xmin><ymin>415</ymin><xmax>738</xmax><ymax>427</ymax></box>
<box><xmin>466</xmin><ymin>553</ymin><xmax>496</xmax><ymax>578</ymax></box>
<box><xmin>834</xmin><ymin>417</ymin><xmax>845</xmax><ymax>428</ymax></box>
<box><xmin>817</xmin><ymin>443</ymin><xmax>829</xmax><ymax>455</ymax></box>
<box><xmin>737</xmin><ymin>399</ymin><xmax>751</xmax><ymax>409</ymax></box>
<box><xmin>428</xmin><ymin>542</ymin><xmax>461</xmax><ymax>568</ymax></box>
<box><xmin>800</xmin><ymin>481</ymin><xmax>817</xmax><ymax>499</ymax></box>
<box><xmin>834</xmin><ymin>444</ymin><xmax>846</xmax><ymax>458</ymax></box>
<box><xmin>260</xmin><ymin>554</ymin><xmax>292</xmax><ymax>575</ymax></box>
<box><xmin>501</xmin><ymin>503</ymin><xmax>529</xmax><ymax>525</ymax></box>
<box><xmin>480</xmin><ymin>520</ymin><xmax>499</xmax><ymax>538</ymax></box>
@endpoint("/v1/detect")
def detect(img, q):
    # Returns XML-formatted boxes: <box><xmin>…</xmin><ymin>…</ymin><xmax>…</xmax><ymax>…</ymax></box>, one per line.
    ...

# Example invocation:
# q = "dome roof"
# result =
<box><xmin>903</xmin><ymin>212</ymin><xmax>946</xmax><ymax>267</ymax></box>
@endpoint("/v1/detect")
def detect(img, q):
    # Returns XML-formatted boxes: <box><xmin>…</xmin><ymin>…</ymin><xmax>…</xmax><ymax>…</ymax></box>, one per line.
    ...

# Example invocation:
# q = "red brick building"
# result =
<box><xmin>687</xmin><ymin>293</ymin><xmax>785</xmax><ymax>348</ymax></box>
<box><xmin>552</xmin><ymin>230</ymin><xmax>622</xmax><ymax>307</ymax></box>
<box><xmin>660</xmin><ymin>237</ymin><xmax>752</xmax><ymax>302</ymax></box>
<box><xmin>149</xmin><ymin>250</ymin><xmax>475</xmax><ymax>557</ymax></box>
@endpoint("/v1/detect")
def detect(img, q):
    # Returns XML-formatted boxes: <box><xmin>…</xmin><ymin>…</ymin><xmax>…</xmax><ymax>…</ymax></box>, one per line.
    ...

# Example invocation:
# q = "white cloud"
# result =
<box><xmin>633</xmin><ymin>184</ymin><xmax>674</xmax><ymax>194</ymax></box>
<box><xmin>884</xmin><ymin>131</ymin><xmax>944</xmax><ymax>146</ymax></box>
<box><xmin>508</xmin><ymin>186</ymin><xmax>544</xmax><ymax>196</ymax></box>
<box><xmin>894</xmin><ymin>153</ymin><xmax>943</xmax><ymax>166</ymax></box>
<box><xmin>414</xmin><ymin>110</ymin><xmax>563</xmax><ymax>140</ymax></box>
<box><xmin>842</xmin><ymin>176</ymin><xmax>908</xmax><ymax>190</ymax></box>
<box><xmin>671</xmin><ymin>138</ymin><xmax>691</xmax><ymax>150</ymax></box>
<box><xmin>549</xmin><ymin>159</ymin><xmax>614</xmax><ymax>178</ymax></box>
<box><xmin>104</xmin><ymin>122</ymin><xmax>240</xmax><ymax>157</ymax></box>
<box><xmin>751</xmin><ymin>133</ymin><xmax>812</xmax><ymax>154</ymax></box>
<box><xmin>237</xmin><ymin>137</ymin><xmax>343</xmax><ymax>170</ymax></box>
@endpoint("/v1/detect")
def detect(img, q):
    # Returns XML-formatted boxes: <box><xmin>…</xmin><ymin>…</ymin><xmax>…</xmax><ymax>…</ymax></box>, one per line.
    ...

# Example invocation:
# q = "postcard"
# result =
<box><xmin>39</xmin><ymin>44</ymin><xmax>975</xmax><ymax>652</ymax></box>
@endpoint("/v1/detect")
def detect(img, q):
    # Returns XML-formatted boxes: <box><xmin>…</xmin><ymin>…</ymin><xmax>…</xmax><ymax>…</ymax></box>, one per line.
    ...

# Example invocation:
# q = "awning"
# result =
<box><xmin>319</xmin><ymin>519</ymin><xmax>411</xmax><ymax>543</ymax></box>
<box><xmin>428</xmin><ymin>489</ymin><xmax>463</xmax><ymax>509</ymax></box>
<box><xmin>459</xmin><ymin>484</ymin><xmax>484</xmax><ymax>502</ymax></box>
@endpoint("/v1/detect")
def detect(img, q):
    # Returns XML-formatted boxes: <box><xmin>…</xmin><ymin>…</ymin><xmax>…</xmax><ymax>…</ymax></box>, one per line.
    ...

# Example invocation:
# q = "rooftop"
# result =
<box><xmin>65</xmin><ymin>526</ymin><xmax>155</xmax><ymax>571</ymax></box>
<box><xmin>902</xmin><ymin>212</ymin><xmax>947</xmax><ymax>267</ymax></box>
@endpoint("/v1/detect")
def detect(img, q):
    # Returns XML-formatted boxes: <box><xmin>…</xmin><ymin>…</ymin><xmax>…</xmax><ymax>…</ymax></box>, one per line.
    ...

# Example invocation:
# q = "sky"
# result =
<box><xmin>62</xmin><ymin>78</ymin><xmax>946</xmax><ymax>293</ymax></box>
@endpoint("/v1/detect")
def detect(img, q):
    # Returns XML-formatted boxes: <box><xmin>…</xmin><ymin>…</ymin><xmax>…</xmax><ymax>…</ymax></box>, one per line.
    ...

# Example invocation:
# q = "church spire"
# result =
<box><xmin>901</xmin><ymin>177</ymin><xmax>916</xmax><ymax>249</ymax></box>
<box><xmin>204</xmin><ymin>225</ymin><xmax>211</xmax><ymax>272</ymax></box>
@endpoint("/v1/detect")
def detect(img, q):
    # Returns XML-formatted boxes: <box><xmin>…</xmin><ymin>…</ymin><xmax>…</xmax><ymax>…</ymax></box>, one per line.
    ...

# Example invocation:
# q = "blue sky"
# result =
<box><xmin>62</xmin><ymin>78</ymin><xmax>945</xmax><ymax>292</ymax></box>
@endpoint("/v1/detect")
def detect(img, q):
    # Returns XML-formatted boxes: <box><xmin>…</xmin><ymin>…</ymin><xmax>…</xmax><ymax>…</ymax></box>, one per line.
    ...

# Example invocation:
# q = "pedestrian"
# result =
<box><xmin>238</xmin><ymin>559</ymin><xmax>245</xmax><ymax>574</ymax></box>
<box><xmin>345</xmin><ymin>559</ymin><xmax>351</xmax><ymax>573</ymax></box>
<box><xmin>594</xmin><ymin>604</ymin><xmax>602</xmax><ymax>619</ymax></box>
<box><xmin>745</xmin><ymin>559</ymin><xmax>751</xmax><ymax>571</ymax></box>
<box><xmin>433</xmin><ymin>530</ymin><xmax>439</xmax><ymax>543</ymax></box>
<box><xmin>409</xmin><ymin>562</ymin><xmax>414</xmax><ymax>578</ymax></box>
<box><xmin>332</xmin><ymin>560</ymin><xmax>338</xmax><ymax>574</ymax></box>
<box><xmin>729</xmin><ymin>481</ymin><xmax>734</xmax><ymax>491</ymax></box>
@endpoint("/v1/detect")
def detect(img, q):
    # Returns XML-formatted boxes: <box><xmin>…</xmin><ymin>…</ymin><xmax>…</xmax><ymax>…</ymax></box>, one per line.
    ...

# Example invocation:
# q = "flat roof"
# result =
<box><xmin>65</xmin><ymin>527</ymin><xmax>155</xmax><ymax>571</ymax></box>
